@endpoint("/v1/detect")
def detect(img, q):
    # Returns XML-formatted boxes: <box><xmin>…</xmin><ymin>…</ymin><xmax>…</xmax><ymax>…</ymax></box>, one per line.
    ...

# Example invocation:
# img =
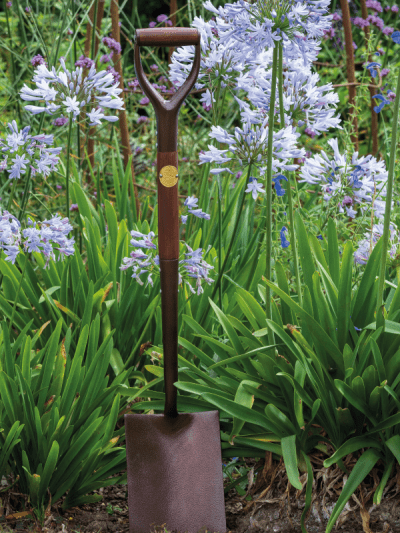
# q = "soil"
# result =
<box><xmin>2</xmin><ymin>453</ymin><xmax>400</xmax><ymax>533</ymax></box>
<box><xmin>1</xmin><ymin>406</ymin><xmax>400</xmax><ymax>533</ymax></box>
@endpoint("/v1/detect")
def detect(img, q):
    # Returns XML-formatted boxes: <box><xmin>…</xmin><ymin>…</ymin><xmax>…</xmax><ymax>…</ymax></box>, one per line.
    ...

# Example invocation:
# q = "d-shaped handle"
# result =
<box><xmin>135</xmin><ymin>27</ymin><xmax>200</xmax><ymax>47</ymax></box>
<box><xmin>134</xmin><ymin>28</ymin><xmax>201</xmax><ymax>152</ymax></box>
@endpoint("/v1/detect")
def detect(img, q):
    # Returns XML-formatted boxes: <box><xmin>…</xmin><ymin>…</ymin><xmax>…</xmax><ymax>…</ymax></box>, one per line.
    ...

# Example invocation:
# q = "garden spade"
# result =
<box><xmin>124</xmin><ymin>28</ymin><xmax>227</xmax><ymax>533</ymax></box>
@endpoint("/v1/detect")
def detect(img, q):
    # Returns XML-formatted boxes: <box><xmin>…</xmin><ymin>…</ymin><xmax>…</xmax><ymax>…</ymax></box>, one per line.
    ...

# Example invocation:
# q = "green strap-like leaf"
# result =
<box><xmin>327</xmin><ymin>217</ymin><xmax>340</xmax><ymax>287</ymax></box>
<box><xmin>264</xmin><ymin>279</ymin><xmax>344</xmax><ymax>371</ymax></box>
<box><xmin>337</xmin><ymin>241</ymin><xmax>353</xmax><ymax>351</ymax></box>
<box><xmin>325</xmin><ymin>448</ymin><xmax>381</xmax><ymax>533</ymax></box>
<box><xmin>281</xmin><ymin>434</ymin><xmax>302</xmax><ymax>489</ymax></box>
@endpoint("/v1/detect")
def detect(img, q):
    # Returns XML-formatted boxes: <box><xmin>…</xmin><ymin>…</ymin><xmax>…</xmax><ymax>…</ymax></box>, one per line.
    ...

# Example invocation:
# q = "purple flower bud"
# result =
<box><xmin>31</xmin><ymin>54</ymin><xmax>46</xmax><ymax>67</ymax></box>
<box><xmin>342</xmin><ymin>195</ymin><xmax>353</xmax><ymax>206</ymax></box>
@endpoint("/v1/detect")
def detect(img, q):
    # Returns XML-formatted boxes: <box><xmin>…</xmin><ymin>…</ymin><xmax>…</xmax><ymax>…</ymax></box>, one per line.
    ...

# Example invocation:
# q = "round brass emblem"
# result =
<box><xmin>159</xmin><ymin>165</ymin><xmax>178</xmax><ymax>188</ymax></box>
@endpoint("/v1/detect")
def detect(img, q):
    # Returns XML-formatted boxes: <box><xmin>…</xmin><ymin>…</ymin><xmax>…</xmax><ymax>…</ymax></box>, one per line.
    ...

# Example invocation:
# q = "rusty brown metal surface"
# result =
<box><xmin>125</xmin><ymin>28</ymin><xmax>227</xmax><ymax>533</ymax></box>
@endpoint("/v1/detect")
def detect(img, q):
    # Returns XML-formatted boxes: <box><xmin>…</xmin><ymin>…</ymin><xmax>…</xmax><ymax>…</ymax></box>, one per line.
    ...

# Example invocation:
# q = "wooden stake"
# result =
<box><xmin>110</xmin><ymin>0</ymin><xmax>141</xmax><ymax>219</ymax></box>
<box><xmin>339</xmin><ymin>0</ymin><xmax>359</xmax><ymax>151</ymax></box>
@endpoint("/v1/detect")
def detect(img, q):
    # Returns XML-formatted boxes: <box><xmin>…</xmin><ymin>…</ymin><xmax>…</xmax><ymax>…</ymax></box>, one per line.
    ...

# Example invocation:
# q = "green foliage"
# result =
<box><xmin>0</xmin><ymin>317</ymin><xmax>135</xmax><ymax>525</ymax></box>
<box><xmin>126</xmin><ymin>218</ymin><xmax>400</xmax><ymax>531</ymax></box>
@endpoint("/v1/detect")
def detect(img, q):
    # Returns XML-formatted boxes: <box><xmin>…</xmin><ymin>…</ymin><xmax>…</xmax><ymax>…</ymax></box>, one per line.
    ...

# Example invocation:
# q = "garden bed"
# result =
<box><xmin>2</xmin><ymin>454</ymin><xmax>400</xmax><ymax>533</ymax></box>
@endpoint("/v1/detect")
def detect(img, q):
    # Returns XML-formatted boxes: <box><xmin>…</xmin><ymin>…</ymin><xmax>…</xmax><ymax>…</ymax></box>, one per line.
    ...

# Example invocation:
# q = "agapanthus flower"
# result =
<box><xmin>202</xmin><ymin>0</ymin><xmax>333</xmax><ymax>66</ymax></box>
<box><xmin>234</xmin><ymin>57</ymin><xmax>342</xmax><ymax>134</ymax></box>
<box><xmin>0</xmin><ymin>120</ymin><xmax>62</xmax><ymax>180</ymax></box>
<box><xmin>354</xmin><ymin>223</ymin><xmax>399</xmax><ymax>265</ymax></box>
<box><xmin>0</xmin><ymin>211</ymin><xmax>75</xmax><ymax>267</ymax></box>
<box><xmin>299</xmin><ymin>137</ymin><xmax>390</xmax><ymax>219</ymax></box>
<box><xmin>120</xmin><ymin>229</ymin><xmax>214</xmax><ymax>295</ymax></box>
<box><xmin>168</xmin><ymin>13</ymin><xmax>246</xmax><ymax>102</ymax></box>
<box><xmin>246</xmin><ymin>177</ymin><xmax>265</xmax><ymax>200</ymax></box>
<box><xmin>182</xmin><ymin>195</ymin><xmax>211</xmax><ymax>224</ymax></box>
<box><xmin>182</xmin><ymin>243</ymin><xmax>215</xmax><ymax>295</ymax></box>
<box><xmin>169</xmin><ymin>5</ymin><xmax>326</xmax><ymax>112</ymax></box>
<box><xmin>199</xmin><ymin>117</ymin><xmax>305</xmax><ymax>180</ymax></box>
<box><xmin>19</xmin><ymin>57</ymin><xmax>124</xmax><ymax>125</ymax></box>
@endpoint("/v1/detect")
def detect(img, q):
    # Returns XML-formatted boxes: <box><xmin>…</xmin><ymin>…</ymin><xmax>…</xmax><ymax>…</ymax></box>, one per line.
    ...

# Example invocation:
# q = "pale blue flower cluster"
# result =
<box><xmin>235</xmin><ymin>62</ymin><xmax>342</xmax><ymax>135</ymax></box>
<box><xmin>181</xmin><ymin>196</ymin><xmax>210</xmax><ymax>224</ymax></box>
<box><xmin>0</xmin><ymin>120</ymin><xmax>62</xmax><ymax>180</ymax></box>
<box><xmin>19</xmin><ymin>57</ymin><xmax>124</xmax><ymax>125</ymax></box>
<box><xmin>0</xmin><ymin>211</ymin><xmax>75</xmax><ymax>268</ymax></box>
<box><xmin>299</xmin><ymin>137</ymin><xmax>390</xmax><ymax>219</ymax></box>
<box><xmin>202</xmin><ymin>0</ymin><xmax>333</xmax><ymax>66</ymax></box>
<box><xmin>179</xmin><ymin>242</ymin><xmax>215</xmax><ymax>296</ymax></box>
<box><xmin>168</xmin><ymin>0</ymin><xmax>338</xmax><ymax>201</ymax></box>
<box><xmin>354</xmin><ymin>223</ymin><xmax>399</xmax><ymax>265</ymax></box>
<box><xmin>168</xmin><ymin>0</ymin><xmax>331</xmax><ymax>106</ymax></box>
<box><xmin>199</xmin><ymin>120</ymin><xmax>305</xmax><ymax>198</ymax></box>
<box><xmin>120</xmin><ymin>210</ymin><xmax>215</xmax><ymax>296</ymax></box>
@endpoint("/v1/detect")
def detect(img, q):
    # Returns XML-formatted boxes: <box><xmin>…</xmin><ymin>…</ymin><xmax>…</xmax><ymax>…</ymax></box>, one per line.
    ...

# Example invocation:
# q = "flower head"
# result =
<box><xmin>0</xmin><ymin>211</ymin><xmax>75</xmax><ymax>267</ymax></box>
<box><xmin>299</xmin><ymin>137</ymin><xmax>390</xmax><ymax>219</ymax></box>
<box><xmin>120</xmin><ymin>228</ymin><xmax>214</xmax><ymax>295</ymax></box>
<box><xmin>354</xmin><ymin>223</ymin><xmax>399</xmax><ymax>265</ymax></box>
<box><xmin>20</xmin><ymin>56</ymin><xmax>124</xmax><ymax>125</ymax></box>
<box><xmin>0</xmin><ymin>120</ymin><xmax>62</xmax><ymax>180</ymax></box>
<box><xmin>235</xmin><ymin>62</ymin><xmax>342</xmax><ymax>135</ymax></box>
<box><xmin>199</xmin><ymin>117</ymin><xmax>305</xmax><ymax>177</ymax></box>
<box><xmin>201</xmin><ymin>0</ymin><xmax>333</xmax><ymax>66</ymax></box>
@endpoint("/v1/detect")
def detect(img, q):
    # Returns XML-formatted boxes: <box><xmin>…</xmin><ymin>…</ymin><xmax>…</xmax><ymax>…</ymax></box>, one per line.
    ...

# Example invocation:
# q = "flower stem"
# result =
<box><xmin>217</xmin><ymin>173</ymin><xmax>223</xmax><ymax>316</ymax></box>
<box><xmin>277</xmin><ymin>42</ymin><xmax>302</xmax><ymax>307</ymax></box>
<box><xmin>65</xmin><ymin>112</ymin><xmax>74</xmax><ymax>217</ymax></box>
<box><xmin>8</xmin><ymin>251</ymin><xmax>28</xmax><ymax>336</ymax></box>
<box><xmin>7</xmin><ymin>178</ymin><xmax>18</xmax><ymax>212</ymax></box>
<box><xmin>376</xmin><ymin>63</ymin><xmax>400</xmax><ymax>338</ymax></box>
<box><xmin>265</xmin><ymin>45</ymin><xmax>278</xmax><ymax>341</ymax></box>
<box><xmin>17</xmin><ymin>166</ymin><xmax>32</xmax><ymax>221</ymax></box>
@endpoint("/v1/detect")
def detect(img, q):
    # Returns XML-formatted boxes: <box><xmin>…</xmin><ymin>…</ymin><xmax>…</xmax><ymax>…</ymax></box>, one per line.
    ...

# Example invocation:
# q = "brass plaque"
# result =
<box><xmin>159</xmin><ymin>165</ymin><xmax>178</xmax><ymax>188</ymax></box>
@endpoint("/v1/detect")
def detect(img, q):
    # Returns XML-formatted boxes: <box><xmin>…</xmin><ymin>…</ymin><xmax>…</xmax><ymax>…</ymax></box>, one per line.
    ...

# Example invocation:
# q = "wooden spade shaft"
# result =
<box><xmin>134</xmin><ymin>28</ymin><xmax>201</xmax><ymax>417</ymax></box>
